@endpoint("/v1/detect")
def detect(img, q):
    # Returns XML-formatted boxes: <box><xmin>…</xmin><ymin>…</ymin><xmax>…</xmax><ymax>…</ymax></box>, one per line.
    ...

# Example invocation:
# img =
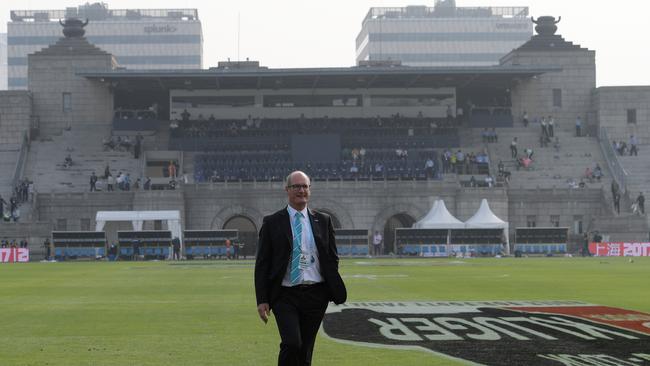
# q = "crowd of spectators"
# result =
<box><xmin>441</xmin><ymin>149</ymin><xmax>490</xmax><ymax>175</ymax></box>
<box><xmin>0</xmin><ymin>238</ymin><xmax>29</xmax><ymax>248</ymax></box>
<box><xmin>1</xmin><ymin>179</ymin><xmax>33</xmax><ymax>222</ymax></box>
<box><xmin>103</xmin><ymin>134</ymin><xmax>143</xmax><ymax>159</ymax></box>
<box><xmin>612</xmin><ymin>135</ymin><xmax>639</xmax><ymax>156</ymax></box>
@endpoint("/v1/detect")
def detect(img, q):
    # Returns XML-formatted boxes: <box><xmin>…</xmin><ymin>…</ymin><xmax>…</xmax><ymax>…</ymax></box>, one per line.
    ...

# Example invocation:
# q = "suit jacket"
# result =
<box><xmin>255</xmin><ymin>207</ymin><xmax>347</xmax><ymax>308</ymax></box>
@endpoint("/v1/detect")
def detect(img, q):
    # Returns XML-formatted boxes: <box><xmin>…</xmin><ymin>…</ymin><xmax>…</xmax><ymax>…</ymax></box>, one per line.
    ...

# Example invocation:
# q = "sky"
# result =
<box><xmin>1</xmin><ymin>0</ymin><xmax>649</xmax><ymax>87</ymax></box>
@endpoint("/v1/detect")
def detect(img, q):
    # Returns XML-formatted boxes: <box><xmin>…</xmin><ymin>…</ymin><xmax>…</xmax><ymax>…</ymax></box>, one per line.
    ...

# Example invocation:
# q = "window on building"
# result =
<box><xmin>573</xmin><ymin>215</ymin><xmax>583</xmax><ymax>234</ymax></box>
<box><xmin>550</xmin><ymin>215</ymin><xmax>560</xmax><ymax>228</ymax></box>
<box><xmin>627</xmin><ymin>109</ymin><xmax>637</xmax><ymax>124</ymax></box>
<box><xmin>526</xmin><ymin>215</ymin><xmax>536</xmax><ymax>228</ymax></box>
<box><xmin>62</xmin><ymin>92</ymin><xmax>72</xmax><ymax>113</ymax></box>
<box><xmin>80</xmin><ymin>218</ymin><xmax>91</xmax><ymax>231</ymax></box>
<box><xmin>154</xmin><ymin>220</ymin><xmax>163</xmax><ymax>231</ymax></box>
<box><xmin>57</xmin><ymin>219</ymin><xmax>67</xmax><ymax>231</ymax></box>
<box><xmin>552</xmin><ymin>89</ymin><xmax>562</xmax><ymax>108</ymax></box>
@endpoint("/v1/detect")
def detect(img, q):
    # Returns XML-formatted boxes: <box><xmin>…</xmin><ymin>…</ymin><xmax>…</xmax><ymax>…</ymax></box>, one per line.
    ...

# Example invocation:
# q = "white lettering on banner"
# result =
<box><xmin>367</xmin><ymin>315</ymin><xmax>639</xmax><ymax>342</ymax></box>
<box><xmin>538</xmin><ymin>354</ymin><xmax>642</xmax><ymax>366</ymax></box>
<box><xmin>590</xmin><ymin>242</ymin><xmax>650</xmax><ymax>256</ymax></box>
<box><xmin>0</xmin><ymin>248</ymin><xmax>29</xmax><ymax>263</ymax></box>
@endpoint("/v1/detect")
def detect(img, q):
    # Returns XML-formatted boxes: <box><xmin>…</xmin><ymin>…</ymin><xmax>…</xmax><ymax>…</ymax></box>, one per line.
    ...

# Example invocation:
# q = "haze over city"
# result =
<box><xmin>2</xmin><ymin>0</ymin><xmax>649</xmax><ymax>86</ymax></box>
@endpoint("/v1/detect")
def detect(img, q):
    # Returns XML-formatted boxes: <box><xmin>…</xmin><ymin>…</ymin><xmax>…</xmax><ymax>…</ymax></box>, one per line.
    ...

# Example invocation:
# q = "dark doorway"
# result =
<box><xmin>315</xmin><ymin>209</ymin><xmax>341</xmax><ymax>229</ymax></box>
<box><xmin>383</xmin><ymin>213</ymin><xmax>416</xmax><ymax>254</ymax></box>
<box><xmin>223</xmin><ymin>215</ymin><xmax>257</xmax><ymax>258</ymax></box>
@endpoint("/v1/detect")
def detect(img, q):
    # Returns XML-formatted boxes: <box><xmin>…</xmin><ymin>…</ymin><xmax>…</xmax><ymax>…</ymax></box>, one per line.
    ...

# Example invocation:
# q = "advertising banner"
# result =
<box><xmin>589</xmin><ymin>242</ymin><xmax>650</xmax><ymax>257</ymax></box>
<box><xmin>0</xmin><ymin>248</ymin><xmax>29</xmax><ymax>263</ymax></box>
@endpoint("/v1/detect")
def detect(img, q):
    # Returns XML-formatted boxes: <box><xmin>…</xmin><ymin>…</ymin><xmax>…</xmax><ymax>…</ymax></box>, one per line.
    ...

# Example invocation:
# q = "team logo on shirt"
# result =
<box><xmin>322</xmin><ymin>301</ymin><xmax>650</xmax><ymax>365</ymax></box>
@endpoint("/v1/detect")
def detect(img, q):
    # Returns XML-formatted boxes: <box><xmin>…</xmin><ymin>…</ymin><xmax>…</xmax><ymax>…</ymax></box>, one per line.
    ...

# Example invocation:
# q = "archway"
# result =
<box><xmin>383</xmin><ymin>213</ymin><xmax>416</xmax><ymax>254</ymax></box>
<box><xmin>223</xmin><ymin>215</ymin><xmax>258</xmax><ymax>258</ymax></box>
<box><xmin>315</xmin><ymin>208</ymin><xmax>342</xmax><ymax>229</ymax></box>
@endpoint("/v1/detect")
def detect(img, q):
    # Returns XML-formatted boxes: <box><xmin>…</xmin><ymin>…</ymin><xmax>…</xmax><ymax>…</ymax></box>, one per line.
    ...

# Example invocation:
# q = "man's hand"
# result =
<box><xmin>258</xmin><ymin>303</ymin><xmax>270</xmax><ymax>324</ymax></box>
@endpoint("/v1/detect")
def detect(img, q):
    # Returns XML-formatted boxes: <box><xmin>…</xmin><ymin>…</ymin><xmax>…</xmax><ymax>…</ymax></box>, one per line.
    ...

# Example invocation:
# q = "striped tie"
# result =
<box><xmin>290</xmin><ymin>211</ymin><xmax>303</xmax><ymax>285</ymax></box>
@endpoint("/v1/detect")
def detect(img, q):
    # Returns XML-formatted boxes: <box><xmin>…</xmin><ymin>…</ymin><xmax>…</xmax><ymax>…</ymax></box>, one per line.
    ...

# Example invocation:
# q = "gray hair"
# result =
<box><xmin>285</xmin><ymin>171</ymin><xmax>310</xmax><ymax>188</ymax></box>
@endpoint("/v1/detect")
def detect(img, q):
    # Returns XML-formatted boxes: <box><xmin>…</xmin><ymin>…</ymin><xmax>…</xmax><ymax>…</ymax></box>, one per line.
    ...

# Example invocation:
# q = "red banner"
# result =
<box><xmin>589</xmin><ymin>242</ymin><xmax>650</xmax><ymax>257</ymax></box>
<box><xmin>0</xmin><ymin>248</ymin><xmax>30</xmax><ymax>263</ymax></box>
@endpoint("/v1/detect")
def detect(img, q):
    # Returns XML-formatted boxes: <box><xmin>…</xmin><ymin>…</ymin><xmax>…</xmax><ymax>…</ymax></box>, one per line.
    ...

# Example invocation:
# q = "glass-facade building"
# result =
<box><xmin>7</xmin><ymin>3</ymin><xmax>202</xmax><ymax>90</ymax></box>
<box><xmin>0</xmin><ymin>34</ymin><xmax>7</xmax><ymax>90</ymax></box>
<box><xmin>356</xmin><ymin>1</ymin><xmax>532</xmax><ymax>67</ymax></box>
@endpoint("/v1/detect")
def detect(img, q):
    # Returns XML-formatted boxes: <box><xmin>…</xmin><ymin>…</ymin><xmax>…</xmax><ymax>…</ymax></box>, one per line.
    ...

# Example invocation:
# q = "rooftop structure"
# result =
<box><xmin>6</xmin><ymin>2</ymin><xmax>202</xmax><ymax>90</ymax></box>
<box><xmin>356</xmin><ymin>0</ymin><xmax>532</xmax><ymax>67</ymax></box>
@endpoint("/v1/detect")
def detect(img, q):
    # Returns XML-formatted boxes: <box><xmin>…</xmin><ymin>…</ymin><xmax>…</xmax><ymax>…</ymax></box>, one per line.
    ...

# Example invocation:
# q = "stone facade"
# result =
<box><xmin>594</xmin><ymin>86</ymin><xmax>650</xmax><ymax>143</ymax></box>
<box><xmin>30</xmin><ymin>183</ymin><xmax>606</xmax><ymax>255</ymax></box>
<box><xmin>504</xmin><ymin>50</ymin><xmax>596</xmax><ymax>133</ymax></box>
<box><xmin>0</xmin><ymin>91</ymin><xmax>32</xmax><ymax>144</ymax></box>
<box><xmin>28</xmin><ymin>54</ymin><xmax>114</xmax><ymax>138</ymax></box>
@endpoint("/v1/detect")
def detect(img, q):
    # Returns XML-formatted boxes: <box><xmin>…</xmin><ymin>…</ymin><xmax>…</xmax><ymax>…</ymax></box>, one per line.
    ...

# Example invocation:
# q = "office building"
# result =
<box><xmin>7</xmin><ymin>2</ymin><xmax>202</xmax><ymax>90</ymax></box>
<box><xmin>356</xmin><ymin>0</ymin><xmax>532</xmax><ymax>67</ymax></box>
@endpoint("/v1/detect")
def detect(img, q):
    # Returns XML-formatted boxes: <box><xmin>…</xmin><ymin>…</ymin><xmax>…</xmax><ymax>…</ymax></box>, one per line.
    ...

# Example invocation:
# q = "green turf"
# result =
<box><xmin>0</xmin><ymin>257</ymin><xmax>648</xmax><ymax>365</ymax></box>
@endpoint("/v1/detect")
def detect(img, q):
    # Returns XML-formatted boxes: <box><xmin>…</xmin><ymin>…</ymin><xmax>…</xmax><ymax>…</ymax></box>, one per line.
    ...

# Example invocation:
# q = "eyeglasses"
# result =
<box><xmin>288</xmin><ymin>184</ymin><xmax>310</xmax><ymax>191</ymax></box>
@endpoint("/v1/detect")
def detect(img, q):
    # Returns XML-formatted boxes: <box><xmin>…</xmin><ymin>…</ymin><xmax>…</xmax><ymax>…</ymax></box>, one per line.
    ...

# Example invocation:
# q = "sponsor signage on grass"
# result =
<box><xmin>0</xmin><ymin>248</ymin><xmax>29</xmax><ymax>263</ymax></box>
<box><xmin>322</xmin><ymin>301</ymin><xmax>650</xmax><ymax>366</ymax></box>
<box><xmin>589</xmin><ymin>242</ymin><xmax>650</xmax><ymax>257</ymax></box>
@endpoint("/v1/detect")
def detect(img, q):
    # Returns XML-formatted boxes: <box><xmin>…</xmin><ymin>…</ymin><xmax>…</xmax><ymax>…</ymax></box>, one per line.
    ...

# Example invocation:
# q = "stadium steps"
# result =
<box><xmin>591</xmin><ymin>214</ymin><xmax>648</xmax><ymax>242</ymax></box>
<box><xmin>472</xmin><ymin>125</ymin><xmax>612</xmax><ymax>191</ymax></box>
<box><xmin>24</xmin><ymin>125</ymin><xmax>143</xmax><ymax>193</ymax></box>
<box><xmin>617</xmin><ymin>145</ymin><xmax>650</xmax><ymax>225</ymax></box>
<box><xmin>0</xmin><ymin>143</ymin><xmax>20</xmax><ymax>199</ymax></box>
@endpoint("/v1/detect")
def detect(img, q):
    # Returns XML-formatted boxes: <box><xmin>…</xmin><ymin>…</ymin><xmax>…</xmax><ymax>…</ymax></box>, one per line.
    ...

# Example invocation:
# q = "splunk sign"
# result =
<box><xmin>322</xmin><ymin>301</ymin><xmax>650</xmax><ymax>366</ymax></box>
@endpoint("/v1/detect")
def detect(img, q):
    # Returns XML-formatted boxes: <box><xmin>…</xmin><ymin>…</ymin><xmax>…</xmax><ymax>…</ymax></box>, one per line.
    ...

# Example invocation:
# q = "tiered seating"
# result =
<box><xmin>185</xmin><ymin>117</ymin><xmax>457</xmax><ymax>182</ymax></box>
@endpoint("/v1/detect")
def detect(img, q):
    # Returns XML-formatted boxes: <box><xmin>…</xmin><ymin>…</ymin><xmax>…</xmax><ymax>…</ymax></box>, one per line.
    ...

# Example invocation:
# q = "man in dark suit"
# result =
<box><xmin>255</xmin><ymin>171</ymin><xmax>346</xmax><ymax>366</ymax></box>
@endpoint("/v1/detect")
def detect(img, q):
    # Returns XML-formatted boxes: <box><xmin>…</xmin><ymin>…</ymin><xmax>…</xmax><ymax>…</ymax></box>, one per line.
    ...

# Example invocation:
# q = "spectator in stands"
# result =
<box><xmin>169</xmin><ymin>179</ymin><xmax>177</xmax><ymax>190</ymax></box>
<box><xmin>548</xmin><ymin>115</ymin><xmax>555</xmax><ymax>137</ymax></box>
<box><xmin>424</xmin><ymin>158</ymin><xmax>435</xmax><ymax>179</ymax></box>
<box><xmin>636</xmin><ymin>192</ymin><xmax>645</xmax><ymax>215</ymax></box>
<box><xmin>469</xmin><ymin>175</ymin><xmax>477</xmax><ymax>188</ymax></box>
<box><xmin>629</xmin><ymin>135</ymin><xmax>638</xmax><ymax>156</ymax></box>
<box><xmin>446</xmin><ymin>105</ymin><xmax>454</xmax><ymax>121</ymax></box>
<box><xmin>522</xmin><ymin>111</ymin><xmax>529</xmax><ymax>127</ymax></box>
<box><xmin>525</xmin><ymin>147</ymin><xmax>534</xmax><ymax>160</ymax></box>
<box><xmin>490</xmin><ymin>128</ymin><xmax>498</xmax><ymax>143</ymax></box>
<box><xmin>540</xmin><ymin>117</ymin><xmax>548</xmax><ymax>138</ymax></box>
<box><xmin>63</xmin><ymin>154</ymin><xmax>73</xmax><ymax>168</ymax></box>
<box><xmin>106</xmin><ymin>173</ymin><xmax>115</xmax><ymax>192</ymax></box>
<box><xmin>510</xmin><ymin>137</ymin><xmax>518</xmax><ymax>158</ymax></box>
<box><xmin>374</xmin><ymin>162</ymin><xmax>384</xmax><ymax>179</ymax></box>
<box><xmin>611</xmin><ymin>180</ymin><xmax>620</xmax><ymax>200</ymax></box>
<box><xmin>584</xmin><ymin>167</ymin><xmax>593</xmax><ymax>183</ymax></box>
<box><xmin>613</xmin><ymin>191</ymin><xmax>621</xmax><ymax>215</ymax></box>
<box><xmin>456</xmin><ymin>150</ymin><xmax>465</xmax><ymax>174</ymax></box>
<box><xmin>10</xmin><ymin>195</ymin><xmax>18</xmax><ymax>221</ymax></box>
<box><xmin>575</xmin><ymin>116</ymin><xmax>582</xmax><ymax>137</ymax></box>
<box><xmin>456</xmin><ymin>106</ymin><xmax>464</xmax><ymax>122</ymax></box>
<box><xmin>485</xmin><ymin>175</ymin><xmax>494</xmax><ymax>188</ymax></box>
<box><xmin>181</xmin><ymin>109</ymin><xmax>190</xmax><ymax>122</ymax></box>
<box><xmin>593</xmin><ymin>164</ymin><xmax>603</xmax><ymax>182</ymax></box>
<box><xmin>143</xmin><ymin>177</ymin><xmax>151</xmax><ymax>190</ymax></box>
<box><xmin>90</xmin><ymin>172</ymin><xmax>98</xmax><ymax>192</ymax></box>
<box><xmin>482</xmin><ymin>128</ymin><xmax>489</xmax><ymax>143</ymax></box>
<box><xmin>168</xmin><ymin>161</ymin><xmax>177</xmax><ymax>178</ymax></box>
<box><xmin>373</xmin><ymin>231</ymin><xmax>383</xmax><ymax>257</ymax></box>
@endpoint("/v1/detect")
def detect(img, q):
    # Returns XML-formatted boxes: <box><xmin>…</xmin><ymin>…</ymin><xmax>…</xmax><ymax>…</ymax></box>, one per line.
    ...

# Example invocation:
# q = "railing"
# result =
<box><xmin>598</xmin><ymin>127</ymin><xmax>628</xmax><ymax>195</ymax></box>
<box><xmin>12</xmin><ymin>131</ymin><xmax>30</xmax><ymax>191</ymax></box>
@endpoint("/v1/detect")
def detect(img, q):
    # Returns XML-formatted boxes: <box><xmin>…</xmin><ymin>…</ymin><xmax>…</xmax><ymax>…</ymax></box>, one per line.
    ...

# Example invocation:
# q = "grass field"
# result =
<box><xmin>0</xmin><ymin>257</ymin><xmax>649</xmax><ymax>365</ymax></box>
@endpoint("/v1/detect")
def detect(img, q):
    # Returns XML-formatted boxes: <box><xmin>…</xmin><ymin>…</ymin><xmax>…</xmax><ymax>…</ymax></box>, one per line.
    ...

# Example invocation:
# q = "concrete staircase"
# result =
<box><xmin>23</xmin><ymin>125</ymin><xmax>144</xmax><ymax>193</ymax></box>
<box><xmin>0</xmin><ymin>143</ymin><xmax>20</xmax><ymax>199</ymax></box>
<box><xmin>462</xmin><ymin>123</ymin><xmax>612</xmax><ymax>193</ymax></box>
<box><xmin>617</xmin><ymin>144</ymin><xmax>650</xmax><ymax>223</ymax></box>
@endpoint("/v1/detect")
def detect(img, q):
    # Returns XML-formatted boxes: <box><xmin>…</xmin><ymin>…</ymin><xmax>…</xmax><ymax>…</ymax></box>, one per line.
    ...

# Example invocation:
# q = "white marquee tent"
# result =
<box><xmin>413</xmin><ymin>199</ymin><xmax>465</xmax><ymax>229</ymax></box>
<box><xmin>464</xmin><ymin>199</ymin><xmax>509</xmax><ymax>253</ymax></box>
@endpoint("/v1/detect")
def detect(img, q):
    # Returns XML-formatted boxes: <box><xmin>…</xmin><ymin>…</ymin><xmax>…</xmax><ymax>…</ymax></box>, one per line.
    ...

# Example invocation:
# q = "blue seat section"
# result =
<box><xmin>54</xmin><ymin>247</ymin><xmax>105</xmax><ymax>258</ymax></box>
<box><xmin>515</xmin><ymin>244</ymin><xmax>567</xmax><ymax>254</ymax></box>
<box><xmin>337</xmin><ymin>245</ymin><xmax>369</xmax><ymax>256</ymax></box>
